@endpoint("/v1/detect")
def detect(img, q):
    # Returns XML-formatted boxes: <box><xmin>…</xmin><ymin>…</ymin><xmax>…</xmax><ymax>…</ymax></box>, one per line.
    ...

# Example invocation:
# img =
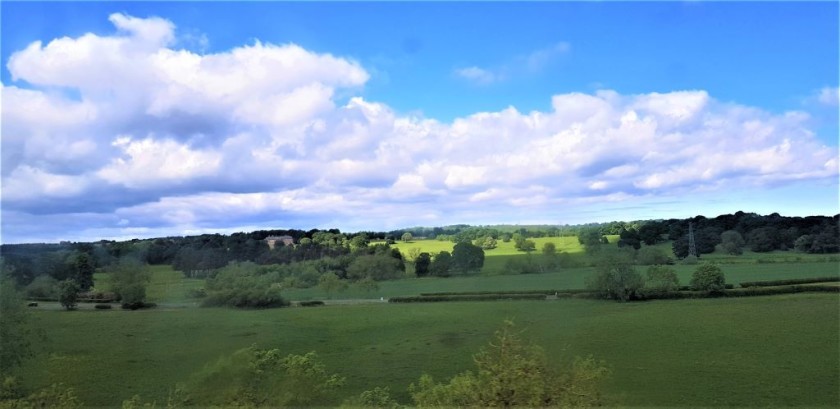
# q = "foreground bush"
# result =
<box><xmin>177</xmin><ymin>347</ymin><xmax>344</xmax><ymax>407</ymax></box>
<box><xmin>409</xmin><ymin>321</ymin><xmax>609</xmax><ymax>407</ymax></box>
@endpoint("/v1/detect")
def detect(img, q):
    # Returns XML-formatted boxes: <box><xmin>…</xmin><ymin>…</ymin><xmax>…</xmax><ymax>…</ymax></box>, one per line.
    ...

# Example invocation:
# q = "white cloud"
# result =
<box><xmin>455</xmin><ymin>42</ymin><xmax>571</xmax><ymax>85</ymax></box>
<box><xmin>454</xmin><ymin>66</ymin><xmax>498</xmax><ymax>85</ymax></box>
<box><xmin>817</xmin><ymin>86</ymin><xmax>839</xmax><ymax>106</ymax></box>
<box><xmin>1</xmin><ymin>13</ymin><xmax>837</xmax><ymax>243</ymax></box>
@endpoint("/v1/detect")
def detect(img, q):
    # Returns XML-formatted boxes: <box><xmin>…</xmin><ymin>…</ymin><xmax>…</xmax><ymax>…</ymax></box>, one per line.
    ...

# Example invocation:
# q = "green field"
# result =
<box><xmin>280</xmin><ymin>261</ymin><xmax>840</xmax><ymax>301</ymax></box>
<box><xmin>18</xmin><ymin>294</ymin><xmax>840</xmax><ymax>407</ymax></box>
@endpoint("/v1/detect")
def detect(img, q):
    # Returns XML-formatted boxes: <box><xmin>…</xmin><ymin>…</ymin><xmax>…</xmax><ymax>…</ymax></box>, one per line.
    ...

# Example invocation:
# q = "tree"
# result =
<box><xmin>0</xmin><ymin>271</ymin><xmax>35</xmax><ymax>371</ymax></box>
<box><xmin>519</xmin><ymin>239</ymin><xmax>536</xmax><ymax>253</ymax></box>
<box><xmin>58</xmin><ymin>279</ymin><xmax>80</xmax><ymax>310</ymax></box>
<box><xmin>586</xmin><ymin>248</ymin><xmax>643</xmax><ymax>301</ymax></box>
<box><xmin>478</xmin><ymin>236</ymin><xmax>497</xmax><ymax>250</ymax></box>
<box><xmin>642</xmin><ymin>265</ymin><xmax>679</xmax><ymax>297</ymax></box>
<box><xmin>451</xmin><ymin>242</ymin><xmax>485</xmax><ymax>273</ymax></box>
<box><xmin>401</xmin><ymin>232</ymin><xmax>413</xmax><ymax>243</ymax></box>
<box><xmin>318</xmin><ymin>273</ymin><xmax>347</xmax><ymax>295</ymax></box>
<box><xmin>406</xmin><ymin>247</ymin><xmax>422</xmax><ymax>263</ymax></box>
<box><xmin>617</xmin><ymin>228</ymin><xmax>641</xmax><ymax>250</ymax></box>
<box><xmin>350</xmin><ymin>234</ymin><xmax>370</xmax><ymax>250</ymax></box>
<box><xmin>720</xmin><ymin>230</ymin><xmax>746</xmax><ymax>255</ymax></box>
<box><xmin>541</xmin><ymin>242</ymin><xmax>557</xmax><ymax>257</ymax></box>
<box><xmin>72</xmin><ymin>252</ymin><xmax>95</xmax><ymax>290</ymax></box>
<box><xmin>347</xmin><ymin>255</ymin><xmax>403</xmax><ymax>281</ymax></box>
<box><xmin>355</xmin><ymin>277</ymin><xmax>380</xmax><ymax>293</ymax></box>
<box><xmin>414</xmin><ymin>252</ymin><xmax>431</xmax><ymax>277</ymax></box>
<box><xmin>690</xmin><ymin>263</ymin><xmax>725</xmax><ymax>294</ymax></box>
<box><xmin>180</xmin><ymin>347</ymin><xmax>345</xmax><ymax>407</ymax></box>
<box><xmin>409</xmin><ymin>321</ymin><xmax>608</xmax><ymax>407</ymax></box>
<box><xmin>109</xmin><ymin>258</ymin><xmax>152</xmax><ymax>308</ymax></box>
<box><xmin>747</xmin><ymin>227</ymin><xmax>777</xmax><ymax>252</ymax></box>
<box><xmin>636</xmin><ymin>246</ymin><xmax>672</xmax><ymax>266</ymax></box>
<box><xmin>430</xmin><ymin>251</ymin><xmax>452</xmax><ymax>277</ymax></box>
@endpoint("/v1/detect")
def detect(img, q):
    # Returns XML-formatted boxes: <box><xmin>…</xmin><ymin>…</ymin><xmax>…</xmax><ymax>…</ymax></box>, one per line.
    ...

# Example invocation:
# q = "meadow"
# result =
<box><xmin>18</xmin><ymin>294</ymin><xmax>840</xmax><ymax>407</ymax></box>
<box><xmin>14</xmin><ymin>239</ymin><xmax>840</xmax><ymax>407</ymax></box>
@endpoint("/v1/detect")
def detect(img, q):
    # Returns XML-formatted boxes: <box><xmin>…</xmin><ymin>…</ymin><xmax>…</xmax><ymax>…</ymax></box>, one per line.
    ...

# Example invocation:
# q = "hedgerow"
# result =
<box><xmin>738</xmin><ymin>276</ymin><xmax>840</xmax><ymax>288</ymax></box>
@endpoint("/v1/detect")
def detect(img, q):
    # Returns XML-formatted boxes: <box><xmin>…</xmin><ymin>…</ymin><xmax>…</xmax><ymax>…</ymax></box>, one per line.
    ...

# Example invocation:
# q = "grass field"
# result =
<box><xmin>18</xmin><ymin>294</ymin><xmax>840</xmax><ymax>407</ymax></box>
<box><xmin>280</xmin><ymin>261</ymin><xmax>840</xmax><ymax>301</ymax></box>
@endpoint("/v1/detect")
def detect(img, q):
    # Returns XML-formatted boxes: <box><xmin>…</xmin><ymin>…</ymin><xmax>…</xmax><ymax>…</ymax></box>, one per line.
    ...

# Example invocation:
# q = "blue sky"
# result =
<box><xmin>1</xmin><ymin>2</ymin><xmax>838</xmax><ymax>243</ymax></box>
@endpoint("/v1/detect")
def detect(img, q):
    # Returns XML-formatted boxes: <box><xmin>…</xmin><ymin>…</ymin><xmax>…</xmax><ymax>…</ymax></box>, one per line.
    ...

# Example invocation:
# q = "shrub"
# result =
<box><xmin>202</xmin><ymin>286</ymin><xmax>289</xmax><ymax>309</ymax></box>
<box><xmin>299</xmin><ymin>300</ymin><xmax>325</xmax><ymax>307</ymax></box>
<box><xmin>121</xmin><ymin>302</ymin><xmax>156</xmax><ymax>310</ymax></box>
<box><xmin>690</xmin><ymin>263</ymin><xmax>725</xmax><ymax>294</ymax></box>
<box><xmin>94</xmin><ymin>303</ymin><xmax>112</xmax><ymax>310</ymax></box>
<box><xmin>636</xmin><ymin>246</ymin><xmax>673</xmax><ymax>266</ymax></box>
<box><xmin>586</xmin><ymin>248</ymin><xmax>643</xmax><ymax>301</ymax></box>
<box><xmin>642</xmin><ymin>265</ymin><xmax>679</xmax><ymax>297</ymax></box>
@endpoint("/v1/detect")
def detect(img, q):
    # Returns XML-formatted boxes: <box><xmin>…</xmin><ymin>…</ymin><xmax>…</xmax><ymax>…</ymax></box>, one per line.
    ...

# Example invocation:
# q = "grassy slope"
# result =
<box><xmin>19</xmin><ymin>294</ymin><xmax>840</xmax><ymax>407</ymax></box>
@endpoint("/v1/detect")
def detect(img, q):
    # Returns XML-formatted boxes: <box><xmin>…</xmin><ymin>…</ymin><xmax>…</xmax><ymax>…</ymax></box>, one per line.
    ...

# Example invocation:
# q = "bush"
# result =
<box><xmin>202</xmin><ymin>286</ymin><xmax>289</xmax><ymax>309</ymax></box>
<box><xmin>94</xmin><ymin>303</ymin><xmax>112</xmax><ymax>310</ymax></box>
<box><xmin>642</xmin><ymin>265</ymin><xmax>679</xmax><ymax>296</ymax></box>
<box><xmin>586</xmin><ymin>248</ymin><xmax>643</xmax><ymax>301</ymax></box>
<box><xmin>690</xmin><ymin>263</ymin><xmax>725</xmax><ymax>293</ymax></box>
<box><xmin>121</xmin><ymin>302</ymin><xmax>156</xmax><ymax>310</ymax></box>
<box><xmin>299</xmin><ymin>300</ymin><xmax>325</xmax><ymax>307</ymax></box>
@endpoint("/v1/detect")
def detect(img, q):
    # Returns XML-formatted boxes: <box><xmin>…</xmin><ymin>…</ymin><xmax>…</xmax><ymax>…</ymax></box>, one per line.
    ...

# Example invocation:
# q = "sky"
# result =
<box><xmin>1</xmin><ymin>1</ymin><xmax>838</xmax><ymax>244</ymax></box>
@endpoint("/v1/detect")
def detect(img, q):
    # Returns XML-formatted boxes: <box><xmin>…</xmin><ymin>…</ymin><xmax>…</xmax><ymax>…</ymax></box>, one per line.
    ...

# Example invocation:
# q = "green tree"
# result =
<box><xmin>720</xmin><ymin>230</ymin><xmax>746</xmax><ymax>255</ymax></box>
<box><xmin>181</xmin><ymin>347</ymin><xmax>345</xmax><ymax>407</ymax></box>
<box><xmin>478</xmin><ymin>236</ymin><xmax>497</xmax><ymax>250</ymax></box>
<box><xmin>642</xmin><ymin>265</ymin><xmax>679</xmax><ymax>297</ymax></box>
<box><xmin>690</xmin><ymin>263</ymin><xmax>725</xmax><ymax>294</ymax></box>
<box><xmin>519</xmin><ymin>239</ymin><xmax>536</xmax><ymax>253</ymax></box>
<box><xmin>409</xmin><ymin>321</ymin><xmax>608</xmax><ymax>407</ymax></box>
<box><xmin>58</xmin><ymin>279</ymin><xmax>80</xmax><ymax>310</ymax></box>
<box><xmin>72</xmin><ymin>252</ymin><xmax>95</xmax><ymax>290</ymax></box>
<box><xmin>414</xmin><ymin>252</ymin><xmax>431</xmax><ymax>277</ymax></box>
<box><xmin>350</xmin><ymin>234</ymin><xmax>370</xmax><ymax>250</ymax></box>
<box><xmin>451</xmin><ymin>242</ymin><xmax>485</xmax><ymax>273</ymax></box>
<box><xmin>401</xmin><ymin>232</ymin><xmax>413</xmax><ymax>243</ymax></box>
<box><xmin>586</xmin><ymin>248</ymin><xmax>643</xmax><ymax>301</ymax></box>
<box><xmin>541</xmin><ymin>242</ymin><xmax>557</xmax><ymax>257</ymax></box>
<box><xmin>0</xmin><ymin>271</ymin><xmax>34</xmax><ymax>372</ymax></box>
<box><xmin>347</xmin><ymin>255</ymin><xmax>403</xmax><ymax>281</ymax></box>
<box><xmin>635</xmin><ymin>246</ymin><xmax>672</xmax><ymax>266</ymax></box>
<box><xmin>109</xmin><ymin>258</ymin><xmax>152</xmax><ymax>308</ymax></box>
<box><xmin>342</xmin><ymin>386</ymin><xmax>400</xmax><ymax>409</ymax></box>
<box><xmin>355</xmin><ymin>277</ymin><xmax>380</xmax><ymax>293</ymax></box>
<box><xmin>318</xmin><ymin>273</ymin><xmax>347</xmax><ymax>296</ymax></box>
<box><xmin>430</xmin><ymin>251</ymin><xmax>452</xmax><ymax>277</ymax></box>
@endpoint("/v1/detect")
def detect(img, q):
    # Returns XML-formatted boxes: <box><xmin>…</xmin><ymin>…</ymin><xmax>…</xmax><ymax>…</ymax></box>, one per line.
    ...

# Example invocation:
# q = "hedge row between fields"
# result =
<box><xmin>738</xmin><ymin>276</ymin><xmax>840</xmax><ymax>288</ymax></box>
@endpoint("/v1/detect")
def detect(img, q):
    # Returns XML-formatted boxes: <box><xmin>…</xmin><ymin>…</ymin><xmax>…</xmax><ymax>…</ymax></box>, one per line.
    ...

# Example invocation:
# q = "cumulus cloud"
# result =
<box><xmin>1</xmin><ymin>14</ymin><xmax>837</xmax><ymax>242</ymax></box>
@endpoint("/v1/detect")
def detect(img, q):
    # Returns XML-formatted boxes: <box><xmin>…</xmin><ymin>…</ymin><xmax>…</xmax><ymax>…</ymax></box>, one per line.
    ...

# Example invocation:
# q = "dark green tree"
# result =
<box><xmin>58</xmin><ymin>280</ymin><xmax>80</xmax><ymax>310</ymax></box>
<box><xmin>414</xmin><ymin>252</ymin><xmax>431</xmax><ymax>277</ymax></box>
<box><xmin>451</xmin><ymin>242</ymin><xmax>485</xmax><ymax>273</ymax></box>
<box><xmin>430</xmin><ymin>251</ymin><xmax>452</xmax><ymax>277</ymax></box>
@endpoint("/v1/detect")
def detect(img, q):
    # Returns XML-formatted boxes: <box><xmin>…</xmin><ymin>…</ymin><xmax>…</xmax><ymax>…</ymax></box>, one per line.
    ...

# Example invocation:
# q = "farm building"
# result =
<box><xmin>264</xmin><ymin>235</ymin><xmax>294</xmax><ymax>249</ymax></box>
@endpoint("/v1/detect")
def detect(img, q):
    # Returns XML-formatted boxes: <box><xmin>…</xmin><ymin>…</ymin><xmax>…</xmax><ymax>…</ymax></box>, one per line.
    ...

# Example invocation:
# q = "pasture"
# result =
<box><xmin>17</xmin><ymin>294</ymin><xmax>840</xmax><ymax>407</ymax></box>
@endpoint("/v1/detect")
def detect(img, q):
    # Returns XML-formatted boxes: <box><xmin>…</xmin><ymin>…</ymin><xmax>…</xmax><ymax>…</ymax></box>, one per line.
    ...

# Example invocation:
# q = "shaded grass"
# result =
<box><xmin>18</xmin><ymin>294</ymin><xmax>840</xmax><ymax>407</ymax></box>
